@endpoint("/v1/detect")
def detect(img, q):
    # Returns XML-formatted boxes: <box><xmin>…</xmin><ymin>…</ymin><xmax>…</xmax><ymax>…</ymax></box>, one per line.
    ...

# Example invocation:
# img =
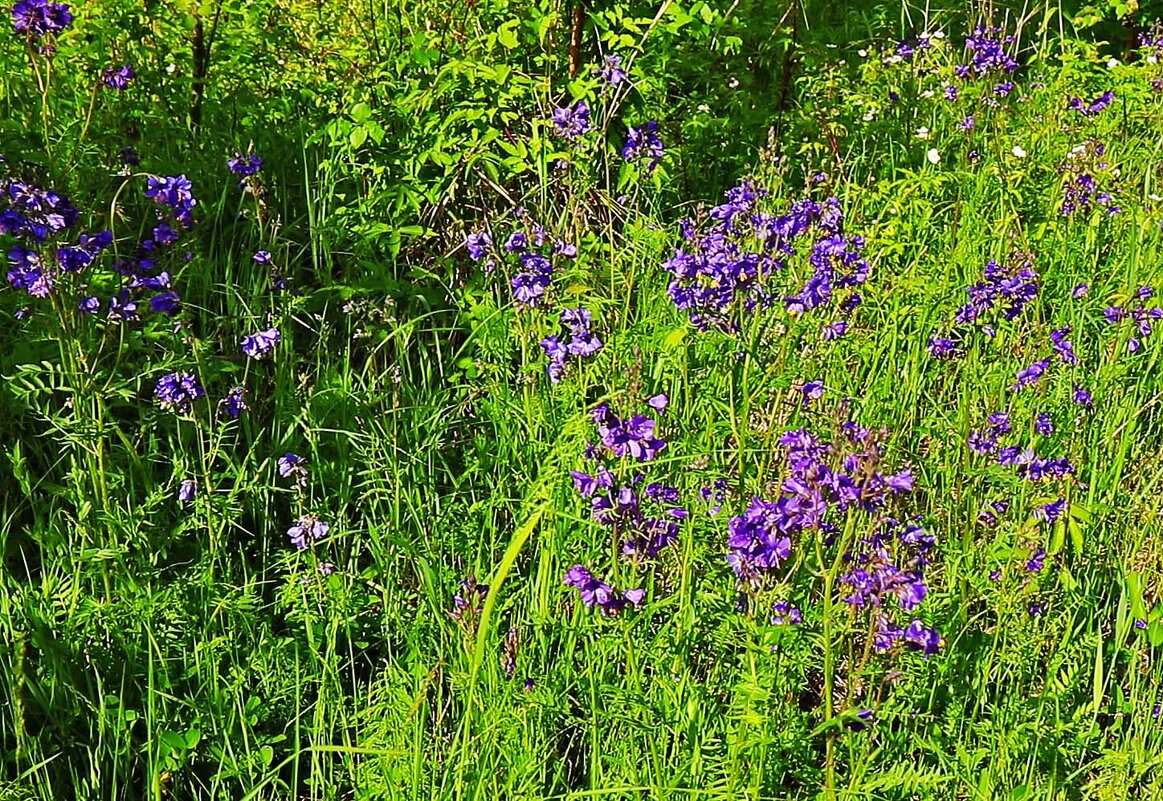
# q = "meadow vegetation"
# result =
<box><xmin>2</xmin><ymin>0</ymin><xmax>1163</xmax><ymax>798</ymax></box>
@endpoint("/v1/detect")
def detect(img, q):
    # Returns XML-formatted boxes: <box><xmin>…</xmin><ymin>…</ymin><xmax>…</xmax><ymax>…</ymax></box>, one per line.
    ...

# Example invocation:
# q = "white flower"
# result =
<box><xmin>1012</xmin><ymin>145</ymin><xmax>1028</xmax><ymax>158</ymax></box>
<box><xmin>858</xmin><ymin>48</ymin><xmax>868</xmax><ymax>57</ymax></box>
<box><xmin>927</xmin><ymin>148</ymin><xmax>941</xmax><ymax>165</ymax></box>
<box><xmin>1107</xmin><ymin>57</ymin><xmax>1120</xmax><ymax>68</ymax></box>
<box><xmin>728</xmin><ymin>76</ymin><xmax>739</xmax><ymax>88</ymax></box>
<box><xmin>862</xmin><ymin>110</ymin><xmax>875</xmax><ymax>122</ymax></box>
<box><xmin>697</xmin><ymin>104</ymin><xmax>710</xmax><ymax>113</ymax></box>
<box><xmin>933</xmin><ymin>30</ymin><xmax>946</xmax><ymax>39</ymax></box>
<box><xmin>915</xmin><ymin>126</ymin><xmax>930</xmax><ymax>139</ymax></box>
<box><xmin>921</xmin><ymin>89</ymin><xmax>935</xmax><ymax>98</ymax></box>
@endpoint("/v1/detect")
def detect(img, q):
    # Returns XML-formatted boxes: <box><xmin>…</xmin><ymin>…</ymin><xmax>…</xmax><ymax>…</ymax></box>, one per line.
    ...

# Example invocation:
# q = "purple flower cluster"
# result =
<box><xmin>228</xmin><ymin>152</ymin><xmax>263</xmax><ymax>177</ymax></box>
<box><xmin>573</xmin><ymin>471</ymin><xmax>687</xmax><ymax>560</ymax></box>
<box><xmin>1068</xmin><ymin>91</ymin><xmax>1114</xmax><ymax>117</ymax></box>
<box><xmin>957</xmin><ymin>26</ymin><xmax>1018</xmax><ymax>78</ymax></box>
<box><xmin>102</xmin><ymin>65</ymin><xmax>134</xmax><ymax>90</ymax></box>
<box><xmin>971</xmin><ymin>409</ymin><xmax>1076</xmax><ymax>487</ymax></box>
<box><xmin>539</xmin><ymin>307</ymin><xmax>602</xmax><ymax>382</ymax></box>
<box><xmin>1</xmin><ymin>178</ymin><xmax>78</xmax><ymax>242</ymax></box>
<box><xmin>11</xmin><ymin>0</ymin><xmax>71</xmax><ymax>37</ymax></box>
<box><xmin>7</xmin><ymin>229</ymin><xmax>111</xmax><ymax>298</ymax></box>
<box><xmin>929</xmin><ymin>256</ymin><xmax>1039</xmax><ymax>357</ymax></box>
<box><xmin>551</xmin><ymin>101</ymin><xmax>591</xmax><ymax>140</ymax></box>
<box><xmin>467</xmin><ymin>224</ymin><xmax>575</xmax><ymax>307</ymax></box>
<box><xmin>1104</xmin><ymin>286</ymin><xmax>1163</xmax><ymax>353</ymax></box>
<box><xmin>241</xmin><ymin>327</ymin><xmax>280</xmax><ymax>359</ymax></box>
<box><xmin>772</xmin><ymin>600</ymin><xmax>802</xmax><ymax>626</ymax></box>
<box><xmin>955</xmin><ymin>257</ymin><xmax>1039</xmax><ymax>326</ymax></box>
<box><xmin>841</xmin><ymin>518</ymin><xmax>940</xmax><ymax>655</ymax></box>
<box><xmin>450</xmin><ymin>575</ymin><xmax>488</xmax><ymax>625</ymax></box>
<box><xmin>287</xmin><ymin>514</ymin><xmax>329</xmax><ymax>549</ymax></box>
<box><xmin>621</xmin><ymin>121</ymin><xmax>664</xmax><ymax>173</ymax></box>
<box><xmin>222</xmin><ymin>386</ymin><xmax>248</xmax><ymax>419</ymax></box>
<box><xmin>154</xmin><ymin>372</ymin><xmax>205</xmax><ymax>414</ymax></box>
<box><xmin>727</xmin><ymin>425</ymin><xmax>914</xmax><ymax>586</ymax></box>
<box><xmin>564</xmin><ymin>398</ymin><xmax>681</xmax><ymax>610</ymax></box>
<box><xmin>1059</xmin><ymin>141</ymin><xmax>1118</xmax><ymax>217</ymax></box>
<box><xmin>663</xmin><ymin>182</ymin><xmax>867</xmax><ymax>333</ymax></box>
<box><xmin>597</xmin><ymin>54</ymin><xmax>626</xmax><ymax>87</ymax></box>
<box><xmin>564</xmin><ymin>565</ymin><xmax>644</xmax><ymax>615</ymax></box>
<box><xmin>588</xmin><ymin>401</ymin><xmax>668</xmax><ymax>462</ymax></box>
<box><xmin>278</xmin><ymin>452</ymin><xmax>308</xmax><ymax>483</ymax></box>
<box><xmin>144</xmin><ymin>175</ymin><xmax>197</xmax><ymax>229</ymax></box>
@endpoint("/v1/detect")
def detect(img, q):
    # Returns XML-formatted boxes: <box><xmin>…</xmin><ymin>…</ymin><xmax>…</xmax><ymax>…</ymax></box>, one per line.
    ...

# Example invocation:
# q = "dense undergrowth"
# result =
<box><xmin>2</xmin><ymin>0</ymin><xmax>1163</xmax><ymax>799</ymax></box>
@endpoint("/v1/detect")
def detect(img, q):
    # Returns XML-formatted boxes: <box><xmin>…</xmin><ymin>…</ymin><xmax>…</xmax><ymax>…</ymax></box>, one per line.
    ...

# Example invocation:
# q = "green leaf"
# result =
<box><xmin>497</xmin><ymin>20</ymin><xmax>519</xmax><ymax>50</ymax></box>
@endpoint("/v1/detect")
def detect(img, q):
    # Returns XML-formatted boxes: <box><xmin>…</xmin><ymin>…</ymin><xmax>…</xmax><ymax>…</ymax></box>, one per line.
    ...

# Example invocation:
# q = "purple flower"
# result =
<box><xmin>597</xmin><ymin>54</ymin><xmax>627</xmax><ymax>87</ymax></box>
<box><xmin>903</xmin><ymin>619</ymin><xmax>942</xmax><ymax>655</ymax></box>
<box><xmin>563</xmin><ymin>565</ymin><xmax>644</xmax><ymax>615</ymax></box>
<box><xmin>1073</xmin><ymin>283</ymin><xmax>1089</xmax><ymax>299</ymax></box>
<box><xmin>12</xmin><ymin>0</ymin><xmax>72</xmax><ymax>37</ymax></box>
<box><xmin>144</xmin><ymin>175</ymin><xmax>197</xmax><ymax>228</ymax></box>
<box><xmin>1012</xmin><ymin>359</ymin><xmax>1050</xmax><ymax>391</ymax></box>
<box><xmin>102</xmin><ymin>65</ymin><xmax>135</xmax><ymax>90</ymax></box>
<box><xmin>227</xmin><ymin>151</ymin><xmax>263</xmax><ymax>177</ymax></box>
<box><xmin>621</xmin><ymin>121</ymin><xmax>664</xmax><ymax>173</ymax></box>
<box><xmin>154</xmin><ymin>372</ymin><xmax>204</xmax><ymax>413</ymax></box>
<box><xmin>822</xmin><ymin>320</ymin><xmax>849</xmax><ymax>340</ymax></box>
<box><xmin>552</xmin><ymin>101</ymin><xmax>591</xmax><ymax>139</ymax></box>
<box><xmin>646</xmin><ymin>393</ymin><xmax>668</xmax><ymax>413</ymax></box>
<box><xmin>278</xmin><ymin>451</ymin><xmax>308</xmax><ymax>481</ymax></box>
<box><xmin>106</xmin><ymin>290</ymin><xmax>137</xmax><ymax>323</ymax></box>
<box><xmin>253</xmin><ymin>250</ymin><xmax>272</xmax><ymax>265</ymax></box>
<box><xmin>540</xmin><ymin>307</ymin><xmax>602</xmax><ymax>382</ymax></box>
<box><xmin>772</xmin><ymin>600</ymin><xmax>802</xmax><ymax>626</ymax></box>
<box><xmin>1073</xmin><ymin>383</ymin><xmax>1093</xmax><ymax>408</ymax></box>
<box><xmin>150</xmin><ymin>291</ymin><xmax>182</xmax><ymax>315</ymax></box>
<box><xmin>727</xmin><ymin>498</ymin><xmax>793</xmax><ymax>581</ymax></box>
<box><xmin>1037</xmin><ymin>498</ymin><xmax>1068</xmax><ymax>524</ymax></box>
<box><xmin>465</xmin><ymin>232</ymin><xmax>491</xmax><ymax>261</ymax></box>
<box><xmin>591</xmin><ymin>403</ymin><xmax>667</xmax><ymax>462</ymax></box>
<box><xmin>1069</xmin><ymin>91</ymin><xmax>1114</xmax><ymax>117</ymax></box>
<box><xmin>287</xmin><ymin>514</ymin><xmax>329</xmax><ymax>549</ymax></box>
<box><xmin>78</xmin><ymin>295</ymin><xmax>100</xmax><ymax>314</ymax></box>
<box><xmin>1026</xmin><ymin>548</ymin><xmax>1046</xmax><ymax>572</ymax></box>
<box><xmin>1035</xmin><ymin>413</ymin><xmax>1054</xmax><ymax>436</ymax></box>
<box><xmin>511</xmin><ymin>252</ymin><xmax>552</xmax><ymax>306</ymax></box>
<box><xmin>222</xmin><ymin>386</ymin><xmax>248</xmax><ymax>419</ymax></box>
<box><xmin>802</xmin><ymin>379</ymin><xmax>825</xmax><ymax>403</ymax></box>
<box><xmin>241</xmin><ymin>327</ymin><xmax>280</xmax><ymax>359</ymax></box>
<box><xmin>178</xmin><ymin>478</ymin><xmax>197</xmax><ymax>503</ymax></box>
<box><xmin>928</xmin><ymin>336</ymin><xmax>960</xmax><ymax>359</ymax></box>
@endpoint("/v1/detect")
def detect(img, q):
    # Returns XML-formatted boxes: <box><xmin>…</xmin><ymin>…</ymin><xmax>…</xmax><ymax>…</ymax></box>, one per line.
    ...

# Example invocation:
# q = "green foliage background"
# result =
<box><xmin>2</xmin><ymin>0</ymin><xmax>1163</xmax><ymax>799</ymax></box>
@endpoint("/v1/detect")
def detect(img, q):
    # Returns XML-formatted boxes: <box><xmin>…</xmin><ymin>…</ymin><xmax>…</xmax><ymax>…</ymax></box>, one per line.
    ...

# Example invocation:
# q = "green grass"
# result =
<box><xmin>3</xmin><ymin>1</ymin><xmax>1163</xmax><ymax>799</ymax></box>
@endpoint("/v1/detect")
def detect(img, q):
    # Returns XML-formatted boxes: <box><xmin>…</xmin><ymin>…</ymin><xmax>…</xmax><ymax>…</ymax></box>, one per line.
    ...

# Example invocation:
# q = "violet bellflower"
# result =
<box><xmin>102</xmin><ymin>65</ymin><xmax>134</xmax><ymax>90</ymax></box>
<box><xmin>221</xmin><ymin>387</ymin><xmax>247</xmax><ymax>419</ymax></box>
<box><xmin>12</xmin><ymin>0</ymin><xmax>72</xmax><ymax>37</ymax></box>
<box><xmin>563</xmin><ymin>565</ymin><xmax>644</xmax><ymax>615</ymax></box>
<box><xmin>241</xmin><ymin>327</ymin><xmax>280</xmax><ymax>359</ymax></box>
<box><xmin>154</xmin><ymin>372</ymin><xmax>204</xmax><ymax>413</ymax></box>
<box><xmin>287</xmin><ymin>514</ymin><xmax>329</xmax><ymax>549</ymax></box>
<box><xmin>551</xmin><ymin>101</ymin><xmax>591</xmax><ymax>139</ymax></box>
<box><xmin>621</xmin><ymin>121</ymin><xmax>664</xmax><ymax>173</ymax></box>
<box><xmin>540</xmin><ymin>307</ymin><xmax>603</xmax><ymax>383</ymax></box>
